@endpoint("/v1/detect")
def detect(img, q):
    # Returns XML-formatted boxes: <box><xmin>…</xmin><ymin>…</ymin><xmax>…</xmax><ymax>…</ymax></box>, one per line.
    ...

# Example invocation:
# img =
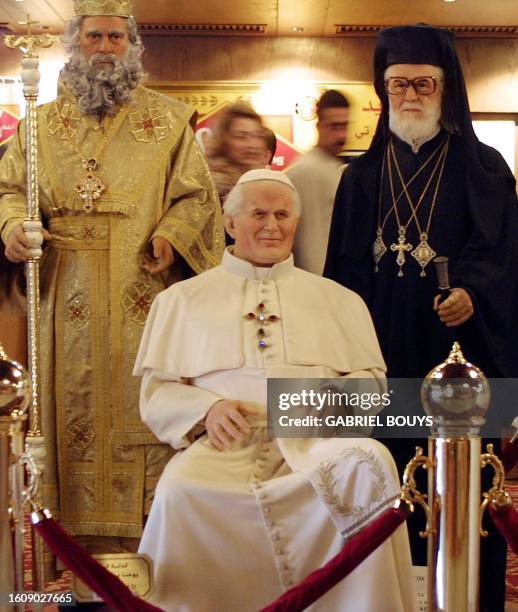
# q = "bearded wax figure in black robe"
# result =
<box><xmin>324</xmin><ymin>25</ymin><xmax>518</xmax><ymax>612</ymax></box>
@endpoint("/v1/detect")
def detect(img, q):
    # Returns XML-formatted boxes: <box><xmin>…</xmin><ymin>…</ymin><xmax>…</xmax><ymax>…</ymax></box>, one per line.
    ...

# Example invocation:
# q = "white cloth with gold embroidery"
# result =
<box><xmin>134</xmin><ymin>249</ymin><xmax>415</xmax><ymax>612</ymax></box>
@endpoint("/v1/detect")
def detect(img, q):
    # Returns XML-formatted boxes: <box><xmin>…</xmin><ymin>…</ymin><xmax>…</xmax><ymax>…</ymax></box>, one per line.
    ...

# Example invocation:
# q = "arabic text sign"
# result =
<box><xmin>72</xmin><ymin>553</ymin><xmax>154</xmax><ymax>602</ymax></box>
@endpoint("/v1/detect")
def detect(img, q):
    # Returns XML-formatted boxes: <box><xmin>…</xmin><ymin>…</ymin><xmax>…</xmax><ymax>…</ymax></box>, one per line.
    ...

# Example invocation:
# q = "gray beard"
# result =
<box><xmin>60</xmin><ymin>50</ymin><xmax>145</xmax><ymax>116</ymax></box>
<box><xmin>389</xmin><ymin>106</ymin><xmax>441</xmax><ymax>153</ymax></box>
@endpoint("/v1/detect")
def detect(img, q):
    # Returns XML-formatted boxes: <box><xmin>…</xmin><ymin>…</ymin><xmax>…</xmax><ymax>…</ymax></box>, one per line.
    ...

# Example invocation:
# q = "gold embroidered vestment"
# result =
<box><xmin>0</xmin><ymin>85</ymin><xmax>224</xmax><ymax>539</ymax></box>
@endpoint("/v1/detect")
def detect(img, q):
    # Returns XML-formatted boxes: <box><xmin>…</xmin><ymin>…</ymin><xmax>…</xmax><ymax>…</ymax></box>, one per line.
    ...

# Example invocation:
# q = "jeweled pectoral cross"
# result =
<box><xmin>390</xmin><ymin>228</ymin><xmax>413</xmax><ymax>277</ymax></box>
<box><xmin>243</xmin><ymin>302</ymin><xmax>280</xmax><ymax>351</ymax></box>
<box><xmin>73</xmin><ymin>158</ymin><xmax>105</xmax><ymax>213</ymax></box>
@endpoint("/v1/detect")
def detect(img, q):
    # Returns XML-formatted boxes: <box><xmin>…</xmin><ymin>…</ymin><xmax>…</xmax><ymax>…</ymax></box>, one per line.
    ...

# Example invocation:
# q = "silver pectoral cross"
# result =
<box><xmin>390</xmin><ymin>229</ymin><xmax>413</xmax><ymax>277</ymax></box>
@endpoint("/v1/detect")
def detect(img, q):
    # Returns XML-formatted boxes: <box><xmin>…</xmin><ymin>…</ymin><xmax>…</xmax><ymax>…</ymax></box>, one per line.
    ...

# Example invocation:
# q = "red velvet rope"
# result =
<box><xmin>489</xmin><ymin>502</ymin><xmax>518</xmax><ymax>555</ymax></box>
<box><xmin>260</xmin><ymin>504</ymin><xmax>410</xmax><ymax>612</ymax></box>
<box><xmin>32</xmin><ymin>512</ymin><xmax>162</xmax><ymax>611</ymax></box>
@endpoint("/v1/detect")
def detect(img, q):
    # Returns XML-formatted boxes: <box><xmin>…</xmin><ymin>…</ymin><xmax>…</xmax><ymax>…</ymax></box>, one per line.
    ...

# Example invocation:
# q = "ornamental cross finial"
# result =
<box><xmin>19</xmin><ymin>14</ymin><xmax>39</xmax><ymax>36</ymax></box>
<box><xmin>4</xmin><ymin>13</ymin><xmax>54</xmax><ymax>58</ymax></box>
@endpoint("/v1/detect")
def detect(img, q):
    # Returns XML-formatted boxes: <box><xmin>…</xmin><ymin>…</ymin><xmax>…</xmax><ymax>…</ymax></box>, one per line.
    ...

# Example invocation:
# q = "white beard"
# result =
<box><xmin>60</xmin><ymin>49</ymin><xmax>145</xmax><ymax>116</ymax></box>
<box><xmin>389</xmin><ymin>103</ymin><xmax>442</xmax><ymax>153</ymax></box>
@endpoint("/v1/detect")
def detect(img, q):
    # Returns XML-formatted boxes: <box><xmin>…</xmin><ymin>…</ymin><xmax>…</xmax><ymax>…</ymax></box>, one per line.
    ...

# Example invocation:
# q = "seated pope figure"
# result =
<box><xmin>133</xmin><ymin>169</ymin><xmax>414</xmax><ymax>612</ymax></box>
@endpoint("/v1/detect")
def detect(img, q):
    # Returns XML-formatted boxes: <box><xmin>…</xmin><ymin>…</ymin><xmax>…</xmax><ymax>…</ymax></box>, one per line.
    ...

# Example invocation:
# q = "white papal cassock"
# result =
<box><xmin>134</xmin><ymin>249</ymin><xmax>415</xmax><ymax>612</ymax></box>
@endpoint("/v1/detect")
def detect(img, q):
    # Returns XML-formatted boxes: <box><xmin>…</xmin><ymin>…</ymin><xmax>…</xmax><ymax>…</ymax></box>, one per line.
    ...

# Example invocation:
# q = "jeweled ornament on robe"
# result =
<box><xmin>372</xmin><ymin>228</ymin><xmax>387</xmax><ymax>272</ymax></box>
<box><xmin>243</xmin><ymin>302</ymin><xmax>280</xmax><ymax>351</ymax></box>
<box><xmin>74</xmin><ymin>173</ymin><xmax>105</xmax><ymax>213</ymax></box>
<box><xmin>411</xmin><ymin>233</ymin><xmax>437</xmax><ymax>277</ymax></box>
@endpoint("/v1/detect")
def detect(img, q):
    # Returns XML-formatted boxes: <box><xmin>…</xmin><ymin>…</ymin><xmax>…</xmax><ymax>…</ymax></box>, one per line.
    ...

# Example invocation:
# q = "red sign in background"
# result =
<box><xmin>194</xmin><ymin>103</ymin><xmax>303</xmax><ymax>172</ymax></box>
<box><xmin>0</xmin><ymin>108</ymin><xmax>19</xmax><ymax>147</ymax></box>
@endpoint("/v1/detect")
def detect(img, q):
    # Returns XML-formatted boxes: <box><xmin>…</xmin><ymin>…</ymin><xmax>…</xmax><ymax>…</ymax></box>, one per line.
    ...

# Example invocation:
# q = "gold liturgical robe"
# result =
<box><xmin>0</xmin><ymin>85</ymin><xmax>224</xmax><ymax>541</ymax></box>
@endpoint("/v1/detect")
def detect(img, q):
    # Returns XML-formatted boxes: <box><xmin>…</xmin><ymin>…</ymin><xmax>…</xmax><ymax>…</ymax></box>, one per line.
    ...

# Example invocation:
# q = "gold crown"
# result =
<box><xmin>74</xmin><ymin>0</ymin><xmax>133</xmax><ymax>17</ymax></box>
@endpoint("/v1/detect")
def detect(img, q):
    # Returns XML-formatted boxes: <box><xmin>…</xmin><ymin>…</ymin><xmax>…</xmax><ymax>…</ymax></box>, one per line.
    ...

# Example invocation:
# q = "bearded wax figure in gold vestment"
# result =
<box><xmin>0</xmin><ymin>0</ymin><xmax>224</xmax><ymax>573</ymax></box>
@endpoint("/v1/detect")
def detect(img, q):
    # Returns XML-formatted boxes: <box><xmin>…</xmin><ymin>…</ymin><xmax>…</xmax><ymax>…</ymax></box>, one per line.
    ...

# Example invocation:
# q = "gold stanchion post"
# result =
<box><xmin>0</xmin><ymin>343</ymin><xmax>31</xmax><ymax>611</ymax></box>
<box><xmin>403</xmin><ymin>341</ymin><xmax>508</xmax><ymax>612</ymax></box>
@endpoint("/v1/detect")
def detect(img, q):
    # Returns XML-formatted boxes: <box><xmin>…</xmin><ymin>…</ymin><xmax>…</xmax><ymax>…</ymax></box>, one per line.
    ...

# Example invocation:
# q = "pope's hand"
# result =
<box><xmin>205</xmin><ymin>399</ymin><xmax>258</xmax><ymax>451</ymax></box>
<box><xmin>434</xmin><ymin>287</ymin><xmax>474</xmax><ymax>327</ymax></box>
<box><xmin>5</xmin><ymin>220</ymin><xmax>51</xmax><ymax>262</ymax></box>
<box><xmin>142</xmin><ymin>236</ymin><xmax>175</xmax><ymax>274</ymax></box>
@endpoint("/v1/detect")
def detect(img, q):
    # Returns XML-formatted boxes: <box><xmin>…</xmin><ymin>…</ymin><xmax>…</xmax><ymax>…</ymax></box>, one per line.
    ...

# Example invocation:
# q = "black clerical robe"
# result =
<box><xmin>325</xmin><ymin>130</ymin><xmax>518</xmax><ymax>378</ymax></box>
<box><xmin>325</xmin><ymin>130</ymin><xmax>518</xmax><ymax>612</ymax></box>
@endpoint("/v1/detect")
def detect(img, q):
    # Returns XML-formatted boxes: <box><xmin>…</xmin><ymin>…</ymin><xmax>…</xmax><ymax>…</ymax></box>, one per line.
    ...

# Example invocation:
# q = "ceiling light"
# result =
<box><xmin>292</xmin><ymin>27</ymin><xmax>305</xmax><ymax>32</ymax></box>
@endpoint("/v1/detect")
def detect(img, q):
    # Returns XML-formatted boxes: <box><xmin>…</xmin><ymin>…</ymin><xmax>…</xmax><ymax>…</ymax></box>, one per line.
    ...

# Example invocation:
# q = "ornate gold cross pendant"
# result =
<box><xmin>390</xmin><ymin>229</ymin><xmax>413</xmax><ymax>277</ymax></box>
<box><xmin>73</xmin><ymin>159</ymin><xmax>105</xmax><ymax>213</ymax></box>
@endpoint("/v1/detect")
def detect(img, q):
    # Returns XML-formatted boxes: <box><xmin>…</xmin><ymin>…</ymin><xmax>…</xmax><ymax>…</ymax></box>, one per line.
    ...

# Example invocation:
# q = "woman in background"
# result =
<box><xmin>205</xmin><ymin>102</ymin><xmax>267</xmax><ymax>202</ymax></box>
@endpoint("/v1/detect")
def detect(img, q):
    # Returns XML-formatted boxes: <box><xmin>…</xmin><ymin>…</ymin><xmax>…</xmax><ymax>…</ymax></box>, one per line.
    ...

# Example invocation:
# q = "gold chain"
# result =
<box><xmin>372</xmin><ymin>135</ymin><xmax>450</xmax><ymax>276</ymax></box>
<box><xmin>55</xmin><ymin>100</ymin><xmax>129</xmax><ymax>166</ymax></box>
<box><xmin>389</xmin><ymin>135</ymin><xmax>450</xmax><ymax>235</ymax></box>
<box><xmin>377</xmin><ymin>136</ymin><xmax>447</xmax><ymax>233</ymax></box>
<box><xmin>54</xmin><ymin>100</ymin><xmax>130</xmax><ymax>213</ymax></box>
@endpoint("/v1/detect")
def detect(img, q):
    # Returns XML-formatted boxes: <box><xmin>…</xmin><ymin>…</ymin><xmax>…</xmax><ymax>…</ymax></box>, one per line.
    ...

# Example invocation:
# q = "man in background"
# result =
<box><xmin>287</xmin><ymin>89</ymin><xmax>349</xmax><ymax>274</ymax></box>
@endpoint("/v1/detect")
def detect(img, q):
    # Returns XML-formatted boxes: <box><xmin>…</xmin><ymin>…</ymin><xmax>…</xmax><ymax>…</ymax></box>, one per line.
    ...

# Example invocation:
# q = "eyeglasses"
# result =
<box><xmin>384</xmin><ymin>76</ymin><xmax>441</xmax><ymax>96</ymax></box>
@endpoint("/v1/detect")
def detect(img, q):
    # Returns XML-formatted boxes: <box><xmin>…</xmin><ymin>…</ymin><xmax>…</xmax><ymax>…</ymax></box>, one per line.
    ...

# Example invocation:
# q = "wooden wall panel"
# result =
<box><xmin>140</xmin><ymin>36</ymin><xmax>518</xmax><ymax>112</ymax></box>
<box><xmin>0</xmin><ymin>36</ymin><xmax>516</xmax><ymax>111</ymax></box>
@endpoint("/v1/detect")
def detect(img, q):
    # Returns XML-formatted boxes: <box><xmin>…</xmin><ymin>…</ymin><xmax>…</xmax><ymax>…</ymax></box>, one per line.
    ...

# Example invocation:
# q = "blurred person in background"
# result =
<box><xmin>287</xmin><ymin>90</ymin><xmax>349</xmax><ymax>274</ymax></box>
<box><xmin>206</xmin><ymin>101</ymin><xmax>266</xmax><ymax>202</ymax></box>
<box><xmin>261</xmin><ymin>127</ymin><xmax>277</xmax><ymax>167</ymax></box>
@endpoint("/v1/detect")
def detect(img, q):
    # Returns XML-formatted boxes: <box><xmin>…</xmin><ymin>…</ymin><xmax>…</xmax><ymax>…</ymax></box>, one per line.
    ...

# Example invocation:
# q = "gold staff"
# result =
<box><xmin>4</xmin><ymin>14</ymin><xmax>54</xmax><ymax>591</ymax></box>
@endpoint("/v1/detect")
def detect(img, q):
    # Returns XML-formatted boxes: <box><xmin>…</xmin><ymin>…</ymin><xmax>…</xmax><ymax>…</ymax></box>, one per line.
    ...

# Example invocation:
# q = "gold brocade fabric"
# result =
<box><xmin>0</xmin><ymin>86</ymin><xmax>224</xmax><ymax>541</ymax></box>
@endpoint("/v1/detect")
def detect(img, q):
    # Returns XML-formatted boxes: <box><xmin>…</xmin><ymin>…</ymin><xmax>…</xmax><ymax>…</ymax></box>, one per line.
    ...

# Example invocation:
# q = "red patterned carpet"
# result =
<box><xmin>19</xmin><ymin>483</ymin><xmax>518</xmax><ymax>611</ymax></box>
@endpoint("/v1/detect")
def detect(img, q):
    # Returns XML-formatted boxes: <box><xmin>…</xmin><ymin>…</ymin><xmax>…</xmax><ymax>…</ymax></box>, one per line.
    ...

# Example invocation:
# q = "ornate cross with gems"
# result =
<box><xmin>390</xmin><ymin>228</ymin><xmax>413</xmax><ymax>277</ymax></box>
<box><xmin>73</xmin><ymin>159</ymin><xmax>106</xmax><ymax>213</ymax></box>
<box><xmin>244</xmin><ymin>302</ymin><xmax>280</xmax><ymax>351</ymax></box>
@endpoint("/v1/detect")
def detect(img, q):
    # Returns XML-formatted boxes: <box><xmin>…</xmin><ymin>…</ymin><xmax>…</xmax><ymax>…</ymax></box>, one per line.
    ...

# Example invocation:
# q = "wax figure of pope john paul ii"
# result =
<box><xmin>134</xmin><ymin>169</ymin><xmax>414</xmax><ymax>611</ymax></box>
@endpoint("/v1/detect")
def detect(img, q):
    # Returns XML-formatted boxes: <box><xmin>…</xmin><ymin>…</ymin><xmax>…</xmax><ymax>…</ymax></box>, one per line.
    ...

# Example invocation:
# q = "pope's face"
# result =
<box><xmin>225</xmin><ymin>182</ymin><xmax>299</xmax><ymax>267</ymax></box>
<box><xmin>79</xmin><ymin>16</ymin><xmax>129</xmax><ymax>61</ymax></box>
<box><xmin>385</xmin><ymin>63</ymin><xmax>443</xmax><ymax>125</ymax></box>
